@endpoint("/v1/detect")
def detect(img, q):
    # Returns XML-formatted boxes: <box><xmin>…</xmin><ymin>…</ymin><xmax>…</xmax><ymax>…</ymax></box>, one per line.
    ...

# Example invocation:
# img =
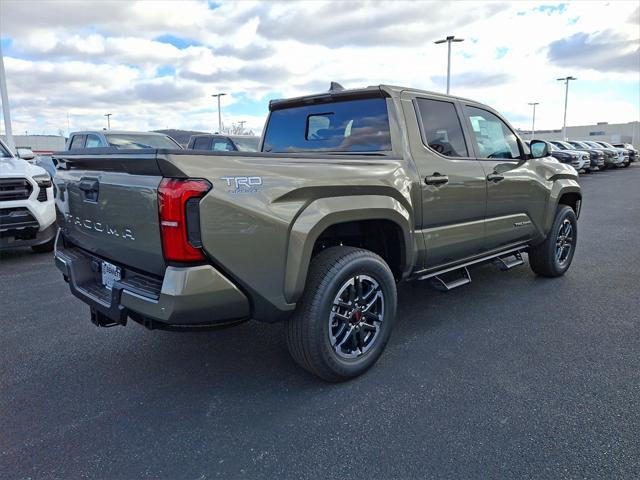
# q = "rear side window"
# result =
<box><xmin>263</xmin><ymin>97</ymin><xmax>391</xmax><ymax>153</ymax></box>
<box><xmin>69</xmin><ymin>135</ymin><xmax>86</xmax><ymax>150</ymax></box>
<box><xmin>416</xmin><ymin>98</ymin><xmax>468</xmax><ymax>157</ymax></box>
<box><xmin>192</xmin><ymin>137</ymin><xmax>211</xmax><ymax>150</ymax></box>
<box><xmin>85</xmin><ymin>134</ymin><xmax>102</xmax><ymax>148</ymax></box>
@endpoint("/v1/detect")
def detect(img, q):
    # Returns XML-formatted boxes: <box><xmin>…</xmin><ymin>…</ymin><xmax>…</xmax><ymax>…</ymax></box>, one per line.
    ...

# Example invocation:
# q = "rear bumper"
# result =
<box><xmin>54</xmin><ymin>234</ymin><xmax>250</xmax><ymax>328</ymax></box>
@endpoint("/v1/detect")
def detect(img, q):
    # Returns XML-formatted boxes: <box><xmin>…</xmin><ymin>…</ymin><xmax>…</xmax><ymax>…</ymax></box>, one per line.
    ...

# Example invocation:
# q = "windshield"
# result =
<box><xmin>598</xmin><ymin>141</ymin><xmax>614</xmax><ymax>148</ymax></box>
<box><xmin>571</xmin><ymin>141</ymin><xmax>589</xmax><ymax>149</ymax></box>
<box><xmin>551</xmin><ymin>141</ymin><xmax>566</xmax><ymax>150</ymax></box>
<box><xmin>0</xmin><ymin>141</ymin><xmax>12</xmax><ymax>158</ymax></box>
<box><xmin>106</xmin><ymin>134</ymin><xmax>180</xmax><ymax>149</ymax></box>
<box><xmin>263</xmin><ymin>97</ymin><xmax>391</xmax><ymax>153</ymax></box>
<box><xmin>558</xmin><ymin>141</ymin><xmax>574</xmax><ymax>150</ymax></box>
<box><xmin>231</xmin><ymin>137</ymin><xmax>260</xmax><ymax>152</ymax></box>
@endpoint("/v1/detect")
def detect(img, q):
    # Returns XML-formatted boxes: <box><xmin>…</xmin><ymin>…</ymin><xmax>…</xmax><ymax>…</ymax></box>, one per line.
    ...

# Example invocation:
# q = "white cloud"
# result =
<box><xmin>0</xmin><ymin>0</ymin><xmax>638</xmax><ymax>136</ymax></box>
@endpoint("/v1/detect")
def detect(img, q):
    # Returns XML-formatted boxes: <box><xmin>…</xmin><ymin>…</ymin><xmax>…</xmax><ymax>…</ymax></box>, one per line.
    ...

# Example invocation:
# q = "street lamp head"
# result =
<box><xmin>434</xmin><ymin>39</ymin><xmax>446</xmax><ymax>44</ymax></box>
<box><xmin>452</xmin><ymin>38</ymin><xmax>464</xmax><ymax>42</ymax></box>
<box><xmin>528</xmin><ymin>102</ymin><xmax>540</xmax><ymax>106</ymax></box>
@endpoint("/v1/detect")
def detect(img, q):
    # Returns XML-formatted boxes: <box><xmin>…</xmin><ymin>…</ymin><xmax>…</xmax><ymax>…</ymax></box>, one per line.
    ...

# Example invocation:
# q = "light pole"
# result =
<box><xmin>0</xmin><ymin>42</ymin><xmax>15</xmax><ymax>152</ymax></box>
<box><xmin>238</xmin><ymin>120</ymin><xmax>246</xmax><ymax>134</ymax></box>
<box><xmin>434</xmin><ymin>35</ymin><xmax>464</xmax><ymax>95</ymax></box>
<box><xmin>557</xmin><ymin>76</ymin><xmax>577</xmax><ymax>140</ymax></box>
<box><xmin>528</xmin><ymin>102</ymin><xmax>539</xmax><ymax>140</ymax></box>
<box><xmin>104</xmin><ymin>113</ymin><xmax>112</xmax><ymax>130</ymax></box>
<box><xmin>211</xmin><ymin>93</ymin><xmax>226</xmax><ymax>133</ymax></box>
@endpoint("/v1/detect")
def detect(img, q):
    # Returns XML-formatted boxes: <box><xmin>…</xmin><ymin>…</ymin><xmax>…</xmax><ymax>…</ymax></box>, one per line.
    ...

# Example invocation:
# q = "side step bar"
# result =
<box><xmin>414</xmin><ymin>246</ymin><xmax>527</xmax><ymax>292</ymax></box>
<box><xmin>494</xmin><ymin>251</ymin><xmax>524</xmax><ymax>271</ymax></box>
<box><xmin>431</xmin><ymin>267</ymin><xmax>471</xmax><ymax>292</ymax></box>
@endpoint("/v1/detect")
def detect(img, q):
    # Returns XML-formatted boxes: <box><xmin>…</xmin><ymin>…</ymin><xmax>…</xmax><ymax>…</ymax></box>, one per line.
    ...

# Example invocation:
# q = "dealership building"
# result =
<box><xmin>519</xmin><ymin>121</ymin><xmax>639</xmax><ymax>148</ymax></box>
<box><xmin>1</xmin><ymin>134</ymin><xmax>66</xmax><ymax>154</ymax></box>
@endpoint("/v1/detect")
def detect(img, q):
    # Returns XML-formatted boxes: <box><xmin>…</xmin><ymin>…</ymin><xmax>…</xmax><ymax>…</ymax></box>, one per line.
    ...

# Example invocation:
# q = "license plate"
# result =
<box><xmin>101</xmin><ymin>261</ymin><xmax>121</xmax><ymax>290</ymax></box>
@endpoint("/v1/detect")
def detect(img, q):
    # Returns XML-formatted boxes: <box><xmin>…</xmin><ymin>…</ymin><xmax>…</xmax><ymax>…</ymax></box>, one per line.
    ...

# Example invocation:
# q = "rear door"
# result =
<box><xmin>402</xmin><ymin>92</ymin><xmax>487</xmax><ymax>268</ymax></box>
<box><xmin>461</xmin><ymin>104</ymin><xmax>546</xmax><ymax>249</ymax></box>
<box><xmin>55</xmin><ymin>152</ymin><xmax>166</xmax><ymax>276</ymax></box>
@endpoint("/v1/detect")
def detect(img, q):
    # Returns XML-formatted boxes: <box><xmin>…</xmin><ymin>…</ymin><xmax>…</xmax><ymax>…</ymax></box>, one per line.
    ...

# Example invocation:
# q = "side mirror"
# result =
<box><xmin>16</xmin><ymin>148</ymin><xmax>36</xmax><ymax>161</ymax></box>
<box><xmin>529</xmin><ymin>140</ymin><xmax>549</xmax><ymax>159</ymax></box>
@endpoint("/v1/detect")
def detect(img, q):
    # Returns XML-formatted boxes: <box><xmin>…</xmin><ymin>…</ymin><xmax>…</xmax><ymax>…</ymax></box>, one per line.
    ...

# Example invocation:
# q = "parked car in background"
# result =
<box><xmin>532</xmin><ymin>140</ymin><xmax>581</xmax><ymax>171</ymax></box>
<box><xmin>0</xmin><ymin>138</ymin><xmax>56</xmax><ymax>252</ymax></box>
<box><xmin>580</xmin><ymin>141</ymin><xmax>626</xmax><ymax>168</ymax></box>
<box><xmin>66</xmin><ymin>130</ymin><xmax>183</xmax><ymax>150</ymax></box>
<box><xmin>613</xmin><ymin>143</ymin><xmax>638</xmax><ymax>162</ymax></box>
<box><xmin>187</xmin><ymin>134</ymin><xmax>260</xmax><ymax>152</ymax></box>
<box><xmin>550</xmin><ymin>140</ymin><xmax>603</xmax><ymax>172</ymax></box>
<box><xmin>592</xmin><ymin>141</ymin><xmax>630</xmax><ymax>168</ymax></box>
<box><xmin>569</xmin><ymin>140</ymin><xmax>619</xmax><ymax>169</ymax></box>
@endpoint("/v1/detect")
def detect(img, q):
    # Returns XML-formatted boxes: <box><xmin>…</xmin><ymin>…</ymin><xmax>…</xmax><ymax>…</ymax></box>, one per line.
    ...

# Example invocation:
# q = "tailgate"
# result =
<box><xmin>55</xmin><ymin>151</ymin><xmax>167</xmax><ymax>276</ymax></box>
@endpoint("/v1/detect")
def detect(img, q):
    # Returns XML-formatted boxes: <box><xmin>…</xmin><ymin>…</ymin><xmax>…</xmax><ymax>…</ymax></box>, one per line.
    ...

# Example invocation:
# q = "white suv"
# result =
<box><xmin>0</xmin><ymin>139</ymin><xmax>56</xmax><ymax>252</ymax></box>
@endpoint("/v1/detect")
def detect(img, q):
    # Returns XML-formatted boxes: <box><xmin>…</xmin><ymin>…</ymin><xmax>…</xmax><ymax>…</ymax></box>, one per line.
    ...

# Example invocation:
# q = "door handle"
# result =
<box><xmin>486</xmin><ymin>173</ymin><xmax>505</xmax><ymax>183</ymax></box>
<box><xmin>425</xmin><ymin>173</ymin><xmax>449</xmax><ymax>185</ymax></box>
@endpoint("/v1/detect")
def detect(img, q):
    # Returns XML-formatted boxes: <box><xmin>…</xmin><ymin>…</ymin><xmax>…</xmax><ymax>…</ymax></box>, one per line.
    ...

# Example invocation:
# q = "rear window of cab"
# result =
<box><xmin>263</xmin><ymin>97</ymin><xmax>391</xmax><ymax>153</ymax></box>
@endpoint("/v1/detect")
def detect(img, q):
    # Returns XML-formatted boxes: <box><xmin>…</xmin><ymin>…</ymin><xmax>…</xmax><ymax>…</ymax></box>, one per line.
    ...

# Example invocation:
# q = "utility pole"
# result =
<box><xmin>434</xmin><ymin>35</ymin><xmax>464</xmax><ymax>95</ymax></box>
<box><xmin>104</xmin><ymin>113</ymin><xmax>112</xmax><ymax>130</ymax></box>
<box><xmin>211</xmin><ymin>93</ymin><xmax>226</xmax><ymax>133</ymax></box>
<box><xmin>238</xmin><ymin>120</ymin><xmax>246</xmax><ymax>134</ymax></box>
<box><xmin>0</xmin><ymin>42</ymin><xmax>16</xmax><ymax>152</ymax></box>
<box><xmin>528</xmin><ymin>102</ymin><xmax>539</xmax><ymax>140</ymax></box>
<box><xmin>557</xmin><ymin>76</ymin><xmax>577</xmax><ymax>140</ymax></box>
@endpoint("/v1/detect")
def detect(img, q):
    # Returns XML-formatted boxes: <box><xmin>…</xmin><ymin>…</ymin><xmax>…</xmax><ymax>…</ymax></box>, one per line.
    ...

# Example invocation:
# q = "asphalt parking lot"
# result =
<box><xmin>2</xmin><ymin>165</ymin><xmax>639</xmax><ymax>479</ymax></box>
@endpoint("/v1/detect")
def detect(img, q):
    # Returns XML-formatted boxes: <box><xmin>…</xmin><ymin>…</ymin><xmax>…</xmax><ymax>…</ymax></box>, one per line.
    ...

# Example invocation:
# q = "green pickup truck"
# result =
<box><xmin>53</xmin><ymin>84</ymin><xmax>581</xmax><ymax>381</ymax></box>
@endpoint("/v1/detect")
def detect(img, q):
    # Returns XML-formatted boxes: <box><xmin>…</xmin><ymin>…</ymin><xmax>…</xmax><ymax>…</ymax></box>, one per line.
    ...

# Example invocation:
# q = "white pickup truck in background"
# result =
<box><xmin>0</xmin><ymin>138</ymin><xmax>56</xmax><ymax>252</ymax></box>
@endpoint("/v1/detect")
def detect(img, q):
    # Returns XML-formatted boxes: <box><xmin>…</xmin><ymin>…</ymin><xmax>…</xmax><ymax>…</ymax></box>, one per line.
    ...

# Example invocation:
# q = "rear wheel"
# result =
<box><xmin>286</xmin><ymin>246</ymin><xmax>397</xmax><ymax>382</ymax></box>
<box><xmin>528</xmin><ymin>205</ymin><xmax>577</xmax><ymax>277</ymax></box>
<box><xmin>31</xmin><ymin>237</ymin><xmax>55</xmax><ymax>253</ymax></box>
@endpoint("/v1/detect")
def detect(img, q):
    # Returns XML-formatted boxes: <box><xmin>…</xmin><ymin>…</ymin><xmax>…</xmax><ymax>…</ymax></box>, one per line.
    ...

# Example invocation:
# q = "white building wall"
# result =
<box><xmin>1</xmin><ymin>135</ymin><xmax>66</xmax><ymax>153</ymax></box>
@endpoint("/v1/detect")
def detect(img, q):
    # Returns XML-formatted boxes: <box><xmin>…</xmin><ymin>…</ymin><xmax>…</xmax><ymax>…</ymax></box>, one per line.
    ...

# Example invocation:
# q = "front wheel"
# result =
<box><xmin>285</xmin><ymin>247</ymin><xmax>397</xmax><ymax>382</ymax></box>
<box><xmin>528</xmin><ymin>205</ymin><xmax>577</xmax><ymax>277</ymax></box>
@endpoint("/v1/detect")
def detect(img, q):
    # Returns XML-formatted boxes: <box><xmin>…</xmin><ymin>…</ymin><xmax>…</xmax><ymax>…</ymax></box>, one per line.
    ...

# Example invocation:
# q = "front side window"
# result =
<box><xmin>263</xmin><ymin>97</ymin><xmax>391</xmax><ymax>153</ymax></box>
<box><xmin>85</xmin><ymin>134</ymin><xmax>102</xmax><ymax>148</ymax></box>
<box><xmin>212</xmin><ymin>139</ymin><xmax>235</xmax><ymax>151</ymax></box>
<box><xmin>465</xmin><ymin>106</ymin><xmax>521</xmax><ymax>160</ymax></box>
<box><xmin>416</xmin><ymin>98</ymin><xmax>468</xmax><ymax>157</ymax></box>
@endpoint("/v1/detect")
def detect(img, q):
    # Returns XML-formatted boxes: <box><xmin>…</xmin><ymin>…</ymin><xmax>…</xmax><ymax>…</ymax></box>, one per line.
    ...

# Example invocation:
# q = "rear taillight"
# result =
<box><xmin>158</xmin><ymin>178</ymin><xmax>211</xmax><ymax>262</ymax></box>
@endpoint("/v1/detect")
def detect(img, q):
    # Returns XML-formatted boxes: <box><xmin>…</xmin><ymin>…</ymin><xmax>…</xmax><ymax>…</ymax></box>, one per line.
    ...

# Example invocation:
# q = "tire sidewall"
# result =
<box><xmin>312</xmin><ymin>253</ymin><xmax>396</xmax><ymax>379</ymax></box>
<box><xmin>549</xmin><ymin>206</ymin><xmax>578</xmax><ymax>275</ymax></box>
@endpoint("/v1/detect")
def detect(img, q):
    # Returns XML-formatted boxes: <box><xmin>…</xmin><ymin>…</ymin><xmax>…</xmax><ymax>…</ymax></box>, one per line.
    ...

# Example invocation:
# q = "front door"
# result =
<box><xmin>462</xmin><ymin>105</ymin><xmax>546</xmax><ymax>250</ymax></box>
<box><xmin>402</xmin><ymin>93</ymin><xmax>487</xmax><ymax>268</ymax></box>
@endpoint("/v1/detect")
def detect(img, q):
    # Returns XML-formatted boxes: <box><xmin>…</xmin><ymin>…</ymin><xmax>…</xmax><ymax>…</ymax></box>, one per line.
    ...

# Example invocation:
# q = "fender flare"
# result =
<box><xmin>283</xmin><ymin>195</ymin><xmax>415</xmax><ymax>303</ymax></box>
<box><xmin>544</xmin><ymin>180</ymin><xmax>581</xmax><ymax>233</ymax></box>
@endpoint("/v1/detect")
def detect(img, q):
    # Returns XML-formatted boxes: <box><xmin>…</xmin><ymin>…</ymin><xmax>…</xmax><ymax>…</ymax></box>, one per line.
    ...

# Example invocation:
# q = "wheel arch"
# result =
<box><xmin>543</xmin><ymin>181</ymin><xmax>581</xmax><ymax>234</ymax></box>
<box><xmin>284</xmin><ymin>195</ymin><xmax>415</xmax><ymax>303</ymax></box>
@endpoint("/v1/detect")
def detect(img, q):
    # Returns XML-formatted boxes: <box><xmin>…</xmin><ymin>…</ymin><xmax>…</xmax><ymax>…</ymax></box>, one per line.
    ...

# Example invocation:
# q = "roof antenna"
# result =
<box><xmin>329</xmin><ymin>81</ymin><xmax>345</xmax><ymax>92</ymax></box>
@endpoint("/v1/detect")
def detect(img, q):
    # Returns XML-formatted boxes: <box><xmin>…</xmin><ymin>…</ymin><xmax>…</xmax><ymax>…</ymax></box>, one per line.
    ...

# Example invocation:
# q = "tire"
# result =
<box><xmin>528</xmin><ymin>205</ymin><xmax>577</xmax><ymax>277</ymax></box>
<box><xmin>584</xmin><ymin>168</ymin><xmax>591</xmax><ymax>174</ymax></box>
<box><xmin>31</xmin><ymin>237</ymin><xmax>55</xmax><ymax>253</ymax></box>
<box><xmin>623</xmin><ymin>160</ymin><xmax>630</xmax><ymax>168</ymax></box>
<box><xmin>285</xmin><ymin>246</ymin><xmax>397</xmax><ymax>382</ymax></box>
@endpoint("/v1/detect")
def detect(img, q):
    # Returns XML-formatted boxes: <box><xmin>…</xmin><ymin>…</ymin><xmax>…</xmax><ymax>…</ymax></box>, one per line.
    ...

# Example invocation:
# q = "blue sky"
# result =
<box><xmin>0</xmin><ymin>1</ymin><xmax>638</xmax><ymax>135</ymax></box>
